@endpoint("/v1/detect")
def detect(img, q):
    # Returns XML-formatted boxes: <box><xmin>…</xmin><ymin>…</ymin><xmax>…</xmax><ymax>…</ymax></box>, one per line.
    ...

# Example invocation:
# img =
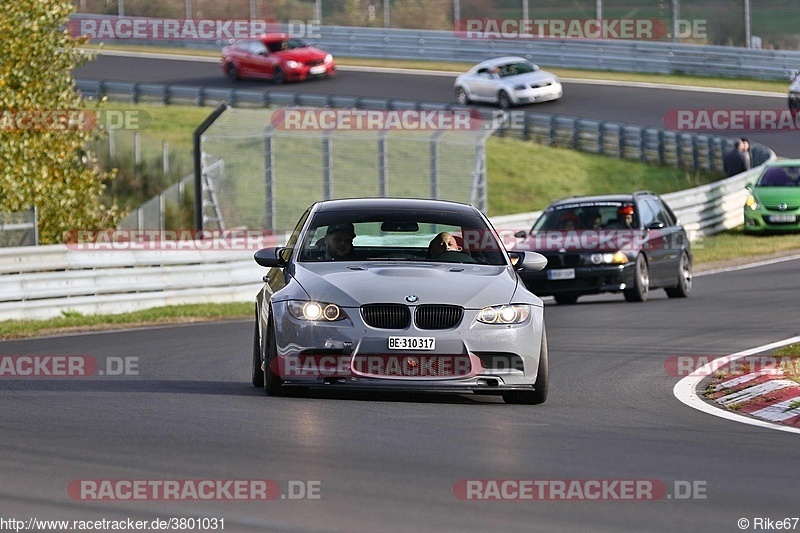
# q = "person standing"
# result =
<box><xmin>723</xmin><ymin>139</ymin><xmax>746</xmax><ymax>177</ymax></box>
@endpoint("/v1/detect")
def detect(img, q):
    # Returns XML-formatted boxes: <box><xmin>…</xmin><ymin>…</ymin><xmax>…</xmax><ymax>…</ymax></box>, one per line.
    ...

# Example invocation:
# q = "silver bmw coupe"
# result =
<box><xmin>252</xmin><ymin>198</ymin><xmax>549</xmax><ymax>404</ymax></box>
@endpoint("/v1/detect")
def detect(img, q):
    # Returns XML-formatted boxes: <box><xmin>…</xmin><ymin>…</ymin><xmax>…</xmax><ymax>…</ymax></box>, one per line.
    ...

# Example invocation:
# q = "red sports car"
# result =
<box><xmin>220</xmin><ymin>34</ymin><xmax>336</xmax><ymax>84</ymax></box>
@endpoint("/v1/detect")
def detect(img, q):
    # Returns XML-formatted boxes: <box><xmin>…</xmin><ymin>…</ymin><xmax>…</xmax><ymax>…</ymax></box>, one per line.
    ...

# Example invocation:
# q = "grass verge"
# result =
<box><xmin>693</xmin><ymin>229</ymin><xmax>800</xmax><ymax>270</ymax></box>
<box><xmin>0</xmin><ymin>303</ymin><xmax>252</xmax><ymax>341</ymax></box>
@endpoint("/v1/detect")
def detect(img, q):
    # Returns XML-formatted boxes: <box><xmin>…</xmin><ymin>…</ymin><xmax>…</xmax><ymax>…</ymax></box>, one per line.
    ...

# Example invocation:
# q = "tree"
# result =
<box><xmin>0</xmin><ymin>0</ymin><xmax>118</xmax><ymax>244</ymax></box>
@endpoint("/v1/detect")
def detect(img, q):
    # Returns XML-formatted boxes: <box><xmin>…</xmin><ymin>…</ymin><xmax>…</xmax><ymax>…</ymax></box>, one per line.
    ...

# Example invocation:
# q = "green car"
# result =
<box><xmin>744</xmin><ymin>160</ymin><xmax>800</xmax><ymax>233</ymax></box>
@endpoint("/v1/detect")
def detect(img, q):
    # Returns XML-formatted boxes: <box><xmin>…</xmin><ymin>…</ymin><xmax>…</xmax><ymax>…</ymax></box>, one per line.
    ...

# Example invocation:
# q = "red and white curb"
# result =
<box><xmin>674</xmin><ymin>336</ymin><xmax>800</xmax><ymax>434</ymax></box>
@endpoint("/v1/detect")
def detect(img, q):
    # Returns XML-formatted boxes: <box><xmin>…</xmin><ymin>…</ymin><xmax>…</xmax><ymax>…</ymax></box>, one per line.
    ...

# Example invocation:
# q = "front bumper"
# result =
<box><xmin>287</xmin><ymin>63</ymin><xmax>336</xmax><ymax>81</ymax></box>
<box><xmin>743</xmin><ymin>208</ymin><xmax>800</xmax><ymax>233</ymax></box>
<box><xmin>513</xmin><ymin>83</ymin><xmax>563</xmax><ymax>104</ymax></box>
<box><xmin>267</xmin><ymin>301</ymin><xmax>544</xmax><ymax>390</ymax></box>
<box><xmin>520</xmin><ymin>263</ymin><xmax>636</xmax><ymax>296</ymax></box>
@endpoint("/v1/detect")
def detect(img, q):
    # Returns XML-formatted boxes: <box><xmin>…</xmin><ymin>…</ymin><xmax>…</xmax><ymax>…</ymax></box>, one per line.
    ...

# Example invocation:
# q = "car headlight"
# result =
<box><xmin>324</xmin><ymin>54</ymin><xmax>333</xmax><ymax>63</ymax></box>
<box><xmin>745</xmin><ymin>194</ymin><xmax>759</xmax><ymax>210</ymax></box>
<box><xmin>589</xmin><ymin>252</ymin><xmax>628</xmax><ymax>265</ymax></box>
<box><xmin>286</xmin><ymin>60</ymin><xmax>299</xmax><ymax>69</ymax></box>
<box><xmin>477</xmin><ymin>304</ymin><xmax>530</xmax><ymax>324</ymax></box>
<box><xmin>288</xmin><ymin>301</ymin><xmax>347</xmax><ymax>321</ymax></box>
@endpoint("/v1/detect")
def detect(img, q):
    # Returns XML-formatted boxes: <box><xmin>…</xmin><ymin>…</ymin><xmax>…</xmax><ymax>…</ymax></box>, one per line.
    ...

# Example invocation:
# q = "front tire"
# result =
<box><xmin>624</xmin><ymin>254</ymin><xmax>650</xmax><ymax>302</ymax></box>
<box><xmin>273</xmin><ymin>67</ymin><xmax>286</xmax><ymax>85</ymax></box>
<box><xmin>252</xmin><ymin>313</ymin><xmax>264</xmax><ymax>387</ymax></box>
<box><xmin>503</xmin><ymin>325</ymin><xmax>548</xmax><ymax>405</ymax></box>
<box><xmin>455</xmin><ymin>87</ymin><xmax>470</xmax><ymax>105</ymax></box>
<box><xmin>665</xmin><ymin>251</ymin><xmax>692</xmax><ymax>298</ymax></box>
<box><xmin>264</xmin><ymin>316</ymin><xmax>285</xmax><ymax>396</ymax></box>
<box><xmin>497</xmin><ymin>90</ymin><xmax>511</xmax><ymax>109</ymax></box>
<box><xmin>226</xmin><ymin>63</ymin><xmax>239</xmax><ymax>81</ymax></box>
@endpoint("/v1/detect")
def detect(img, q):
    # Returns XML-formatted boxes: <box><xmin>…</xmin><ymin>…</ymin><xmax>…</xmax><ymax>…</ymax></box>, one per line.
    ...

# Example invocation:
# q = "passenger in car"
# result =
<box><xmin>607</xmin><ymin>205</ymin><xmax>635</xmax><ymax>229</ymax></box>
<box><xmin>558</xmin><ymin>214</ymin><xmax>581</xmax><ymax>230</ymax></box>
<box><xmin>427</xmin><ymin>232</ymin><xmax>462</xmax><ymax>258</ymax></box>
<box><xmin>323</xmin><ymin>223</ymin><xmax>357</xmax><ymax>260</ymax></box>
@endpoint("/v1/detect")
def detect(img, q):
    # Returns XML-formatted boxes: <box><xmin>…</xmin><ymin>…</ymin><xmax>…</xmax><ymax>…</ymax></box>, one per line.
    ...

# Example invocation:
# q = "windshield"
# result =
<box><xmin>532</xmin><ymin>201</ymin><xmax>637</xmax><ymax>231</ymax></box>
<box><xmin>756</xmin><ymin>166</ymin><xmax>800</xmax><ymax>187</ymax></box>
<box><xmin>298</xmin><ymin>209</ymin><xmax>508</xmax><ymax>265</ymax></box>
<box><xmin>268</xmin><ymin>38</ymin><xmax>309</xmax><ymax>53</ymax></box>
<box><xmin>496</xmin><ymin>61</ymin><xmax>536</xmax><ymax>78</ymax></box>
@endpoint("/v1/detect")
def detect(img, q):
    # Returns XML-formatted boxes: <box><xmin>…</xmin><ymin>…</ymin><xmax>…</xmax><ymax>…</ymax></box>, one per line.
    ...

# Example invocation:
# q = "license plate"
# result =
<box><xmin>388</xmin><ymin>337</ymin><xmax>435</xmax><ymax>350</ymax></box>
<box><xmin>548</xmin><ymin>268</ymin><xmax>575</xmax><ymax>280</ymax></box>
<box><xmin>309</xmin><ymin>65</ymin><xmax>327</xmax><ymax>75</ymax></box>
<box><xmin>767</xmin><ymin>215</ymin><xmax>797</xmax><ymax>223</ymax></box>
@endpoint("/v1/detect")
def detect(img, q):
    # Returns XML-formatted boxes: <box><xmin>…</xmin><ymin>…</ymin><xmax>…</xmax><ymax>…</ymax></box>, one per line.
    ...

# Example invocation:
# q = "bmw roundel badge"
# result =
<box><xmin>405</xmin><ymin>295</ymin><xmax>419</xmax><ymax>303</ymax></box>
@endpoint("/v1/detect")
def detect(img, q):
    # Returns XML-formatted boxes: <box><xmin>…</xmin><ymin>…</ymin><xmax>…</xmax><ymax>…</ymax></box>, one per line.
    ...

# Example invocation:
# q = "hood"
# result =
<box><xmin>504</xmin><ymin>70</ymin><xmax>558</xmax><ymax>85</ymax></box>
<box><xmin>290</xmin><ymin>262</ymin><xmax>525</xmax><ymax>309</ymax></box>
<box><xmin>753</xmin><ymin>186</ymin><xmax>800</xmax><ymax>205</ymax></box>
<box><xmin>274</xmin><ymin>47</ymin><xmax>328</xmax><ymax>61</ymax></box>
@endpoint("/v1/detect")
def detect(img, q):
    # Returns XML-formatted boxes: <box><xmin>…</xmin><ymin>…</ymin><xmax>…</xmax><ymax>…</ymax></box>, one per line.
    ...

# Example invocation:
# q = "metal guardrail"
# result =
<box><xmin>70</xmin><ymin>15</ymin><xmax>800</xmax><ymax>81</ymax></box>
<box><xmin>0</xmin><ymin>246</ymin><xmax>261</xmax><ymax>321</ymax></box>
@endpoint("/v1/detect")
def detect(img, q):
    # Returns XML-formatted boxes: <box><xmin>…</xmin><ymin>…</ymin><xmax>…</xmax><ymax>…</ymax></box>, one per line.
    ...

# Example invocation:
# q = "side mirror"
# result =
<box><xmin>514</xmin><ymin>230</ymin><xmax>528</xmax><ymax>239</ymax></box>
<box><xmin>509</xmin><ymin>251</ymin><xmax>547</xmax><ymax>271</ymax></box>
<box><xmin>646</xmin><ymin>221</ymin><xmax>666</xmax><ymax>230</ymax></box>
<box><xmin>792</xmin><ymin>69</ymin><xmax>799</xmax><ymax>81</ymax></box>
<box><xmin>254</xmin><ymin>247</ymin><xmax>287</xmax><ymax>268</ymax></box>
<box><xmin>745</xmin><ymin>183</ymin><xmax>753</xmax><ymax>190</ymax></box>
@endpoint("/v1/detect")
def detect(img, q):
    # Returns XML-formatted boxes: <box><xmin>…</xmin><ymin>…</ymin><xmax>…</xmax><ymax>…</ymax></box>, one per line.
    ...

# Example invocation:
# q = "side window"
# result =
<box><xmin>645</xmin><ymin>198</ymin><xmax>670</xmax><ymax>227</ymax></box>
<box><xmin>637</xmin><ymin>200</ymin><xmax>656</xmax><ymax>228</ymax></box>
<box><xmin>282</xmin><ymin>208</ymin><xmax>311</xmax><ymax>261</ymax></box>
<box><xmin>249</xmin><ymin>41</ymin><xmax>267</xmax><ymax>55</ymax></box>
<box><xmin>656</xmin><ymin>199</ymin><xmax>677</xmax><ymax>226</ymax></box>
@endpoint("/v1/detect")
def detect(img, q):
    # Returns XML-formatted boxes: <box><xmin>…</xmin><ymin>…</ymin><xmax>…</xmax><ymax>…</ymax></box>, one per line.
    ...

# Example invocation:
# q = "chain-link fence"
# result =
<box><xmin>117</xmin><ymin>158</ymin><xmax>225</xmax><ymax>231</ymax></box>
<box><xmin>0</xmin><ymin>208</ymin><xmax>38</xmax><ymax>247</ymax></box>
<box><xmin>197</xmin><ymin>107</ymin><xmax>497</xmax><ymax>232</ymax></box>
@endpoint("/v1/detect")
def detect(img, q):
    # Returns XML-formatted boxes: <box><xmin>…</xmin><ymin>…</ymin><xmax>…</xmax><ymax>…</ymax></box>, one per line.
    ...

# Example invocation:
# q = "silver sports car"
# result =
<box><xmin>252</xmin><ymin>198</ymin><xmax>550</xmax><ymax>404</ymax></box>
<box><xmin>454</xmin><ymin>56</ymin><xmax>563</xmax><ymax>108</ymax></box>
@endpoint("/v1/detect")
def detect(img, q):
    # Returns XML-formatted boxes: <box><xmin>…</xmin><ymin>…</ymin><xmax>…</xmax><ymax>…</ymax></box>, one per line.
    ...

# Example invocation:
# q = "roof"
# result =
<box><xmin>547</xmin><ymin>191</ymin><xmax>660</xmax><ymax>207</ymax></box>
<box><xmin>313</xmin><ymin>197</ymin><xmax>479</xmax><ymax>214</ymax></box>
<box><xmin>474</xmin><ymin>56</ymin><xmax>529</xmax><ymax>68</ymax></box>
